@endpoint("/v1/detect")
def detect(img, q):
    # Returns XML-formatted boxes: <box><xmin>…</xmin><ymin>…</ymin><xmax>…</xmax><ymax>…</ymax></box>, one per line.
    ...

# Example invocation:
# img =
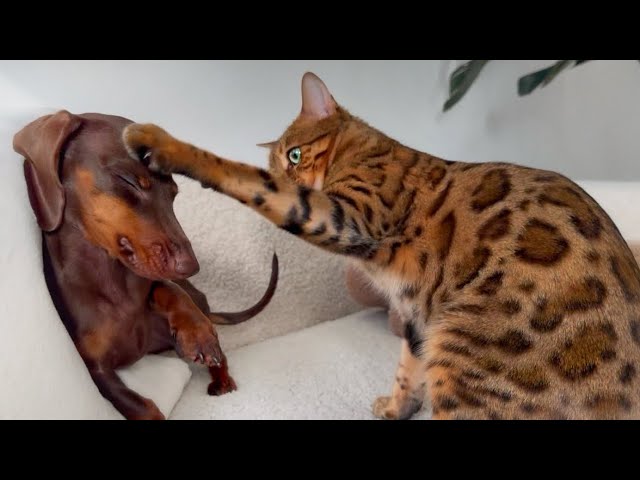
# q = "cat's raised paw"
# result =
<box><xmin>122</xmin><ymin>123</ymin><xmax>175</xmax><ymax>174</ymax></box>
<box><xmin>372</xmin><ymin>396</ymin><xmax>399</xmax><ymax>420</ymax></box>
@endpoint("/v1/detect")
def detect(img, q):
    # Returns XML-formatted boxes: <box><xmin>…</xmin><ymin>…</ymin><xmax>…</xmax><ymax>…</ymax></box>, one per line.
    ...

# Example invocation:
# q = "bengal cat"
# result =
<box><xmin>123</xmin><ymin>72</ymin><xmax>640</xmax><ymax>420</ymax></box>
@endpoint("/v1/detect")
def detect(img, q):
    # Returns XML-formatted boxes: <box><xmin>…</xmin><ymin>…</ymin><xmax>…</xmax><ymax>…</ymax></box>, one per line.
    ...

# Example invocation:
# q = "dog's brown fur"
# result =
<box><xmin>14</xmin><ymin>111</ymin><xmax>278</xmax><ymax>420</ymax></box>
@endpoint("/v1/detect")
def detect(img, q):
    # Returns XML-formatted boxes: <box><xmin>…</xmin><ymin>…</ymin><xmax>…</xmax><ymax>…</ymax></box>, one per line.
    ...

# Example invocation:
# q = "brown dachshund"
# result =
<box><xmin>13</xmin><ymin>111</ymin><xmax>278</xmax><ymax>420</ymax></box>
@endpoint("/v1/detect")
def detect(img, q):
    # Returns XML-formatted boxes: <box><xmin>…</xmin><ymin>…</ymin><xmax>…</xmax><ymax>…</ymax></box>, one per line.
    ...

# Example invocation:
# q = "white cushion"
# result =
<box><xmin>170</xmin><ymin>309</ymin><xmax>430</xmax><ymax>420</ymax></box>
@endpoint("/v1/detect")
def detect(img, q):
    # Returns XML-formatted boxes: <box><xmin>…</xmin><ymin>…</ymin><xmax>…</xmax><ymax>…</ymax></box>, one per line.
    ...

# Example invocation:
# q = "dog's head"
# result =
<box><xmin>13</xmin><ymin>110</ymin><xmax>199</xmax><ymax>280</ymax></box>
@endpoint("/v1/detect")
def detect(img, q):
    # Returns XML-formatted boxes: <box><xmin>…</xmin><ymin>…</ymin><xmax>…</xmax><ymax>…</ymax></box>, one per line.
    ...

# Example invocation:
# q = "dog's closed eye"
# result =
<box><xmin>116</xmin><ymin>173</ymin><xmax>141</xmax><ymax>192</ymax></box>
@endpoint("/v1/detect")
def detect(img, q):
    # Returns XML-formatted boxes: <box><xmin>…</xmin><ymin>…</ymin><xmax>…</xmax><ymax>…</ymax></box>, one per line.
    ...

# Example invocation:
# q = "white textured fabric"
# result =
<box><xmin>173</xmin><ymin>183</ymin><xmax>362</xmax><ymax>352</ymax></box>
<box><xmin>117</xmin><ymin>354</ymin><xmax>191</xmax><ymax>418</ymax></box>
<box><xmin>1</xmin><ymin>108</ymin><xmax>191</xmax><ymax>420</ymax></box>
<box><xmin>171</xmin><ymin>309</ymin><xmax>431</xmax><ymax>420</ymax></box>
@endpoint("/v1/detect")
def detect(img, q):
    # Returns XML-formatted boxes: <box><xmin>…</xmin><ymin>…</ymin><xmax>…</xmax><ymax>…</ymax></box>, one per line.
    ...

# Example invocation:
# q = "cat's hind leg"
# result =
<box><xmin>426</xmin><ymin>363</ymin><xmax>497</xmax><ymax>420</ymax></box>
<box><xmin>372</xmin><ymin>321</ymin><xmax>428</xmax><ymax>420</ymax></box>
<box><xmin>425</xmin><ymin>321</ymin><xmax>536</xmax><ymax>420</ymax></box>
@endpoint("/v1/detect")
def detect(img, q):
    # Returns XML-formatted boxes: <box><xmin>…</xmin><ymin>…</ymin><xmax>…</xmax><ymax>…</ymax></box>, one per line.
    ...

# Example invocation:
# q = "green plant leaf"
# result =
<box><xmin>443</xmin><ymin>60</ymin><xmax>489</xmax><ymax>112</ymax></box>
<box><xmin>449</xmin><ymin>61</ymin><xmax>484</xmax><ymax>95</ymax></box>
<box><xmin>518</xmin><ymin>60</ymin><xmax>592</xmax><ymax>96</ymax></box>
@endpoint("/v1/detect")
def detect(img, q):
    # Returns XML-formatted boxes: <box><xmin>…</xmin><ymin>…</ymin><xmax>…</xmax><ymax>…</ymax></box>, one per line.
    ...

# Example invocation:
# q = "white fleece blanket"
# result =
<box><xmin>171</xmin><ymin>308</ymin><xmax>430</xmax><ymax>420</ymax></box>
<box><xmin>172</xmin><ymin>182</ymin><xmax>361</xmax><ymax>352</ymax></box>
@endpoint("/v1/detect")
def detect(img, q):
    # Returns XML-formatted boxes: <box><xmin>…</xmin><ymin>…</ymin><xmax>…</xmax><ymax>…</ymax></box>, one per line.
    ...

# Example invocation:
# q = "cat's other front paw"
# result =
<box><xmin>122</xmin><ymin>123</ymin><xmax>175</xmax><ymax>174</ymax></box>
<box><xmin>372</xmin><ymin>396</ymin><xmax>400</xmax><ymax>420</ymax></box>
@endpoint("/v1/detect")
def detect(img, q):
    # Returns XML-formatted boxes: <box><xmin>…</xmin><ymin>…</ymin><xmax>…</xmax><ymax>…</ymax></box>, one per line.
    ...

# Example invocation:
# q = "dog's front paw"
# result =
<box><xmin>122</xmin><ymin>123</ymin><xmax>175</xmax><ymax>174</ymax></box>
<box><xmin>372</xmin><ymin>396</ymin><xmax>400</xmax><ymax>420</ymax></box>
<box><xmin>173</xmin><ymin>324</ymin><xmax>222</xmax><ymax>368</ymax></box>
<box><xmin>207</xmin><ymin>374</ymin><xmax>237</xmax><ymax>396</ymax></box>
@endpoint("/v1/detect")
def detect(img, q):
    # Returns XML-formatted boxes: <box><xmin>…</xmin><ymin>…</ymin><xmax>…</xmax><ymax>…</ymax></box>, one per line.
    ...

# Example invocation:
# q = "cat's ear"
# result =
<box><xmin>301</xmin><ymin>72</ymin><xmax>337</xmax><ymax>119</ymax></box>
<box><xmin>257</xmin><ymin>141</ymin><xmax>278</xmax><ymax>149</ymax></box>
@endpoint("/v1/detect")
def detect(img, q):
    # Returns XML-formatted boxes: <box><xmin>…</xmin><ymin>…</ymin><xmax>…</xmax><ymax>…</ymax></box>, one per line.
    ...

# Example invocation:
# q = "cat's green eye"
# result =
<box><xmin>288</xmin><ymin>147</ymin><xmax>302</xmax><ymax>165</ymax></box>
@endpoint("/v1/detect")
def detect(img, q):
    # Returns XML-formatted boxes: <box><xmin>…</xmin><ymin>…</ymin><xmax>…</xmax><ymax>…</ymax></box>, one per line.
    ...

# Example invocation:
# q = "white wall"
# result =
<box><xmin>1</xmin><ymin>60</ymin><xmax>639</xmax><ymax>180</ymax></box>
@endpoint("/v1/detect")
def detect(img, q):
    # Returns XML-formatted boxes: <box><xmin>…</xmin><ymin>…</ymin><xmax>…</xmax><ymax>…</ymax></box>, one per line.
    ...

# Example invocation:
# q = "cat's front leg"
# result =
<box><xmin>123</xmin><ymin>124</ymin><xmax>382</xmax><ymax>259</ymax></box>
<box><xmin>373</xmin><ymin>321</ymin><xmax>427</xmax><ymax>420</ymax></box>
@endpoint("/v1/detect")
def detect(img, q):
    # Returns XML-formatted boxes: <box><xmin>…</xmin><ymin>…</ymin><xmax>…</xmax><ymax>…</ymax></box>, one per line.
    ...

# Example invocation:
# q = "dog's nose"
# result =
<box><xmin>173</xmin><ymin>250</ymin><xmax>200</xmax><ymax>277</ymax></box>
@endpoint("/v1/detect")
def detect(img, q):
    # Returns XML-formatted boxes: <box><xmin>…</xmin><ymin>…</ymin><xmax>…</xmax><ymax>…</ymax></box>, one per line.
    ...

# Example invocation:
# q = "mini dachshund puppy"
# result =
<box><xmin>13</xmin><ymin>111</ymin><xmax>278</xmax><ymax>420</ymax></box>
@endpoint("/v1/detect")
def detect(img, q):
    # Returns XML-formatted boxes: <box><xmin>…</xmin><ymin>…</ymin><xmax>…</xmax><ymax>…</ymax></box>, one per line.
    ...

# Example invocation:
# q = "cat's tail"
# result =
<box><xmin>209</xmin><ymin>253</ymin><xmax>279</xmax><ymax>325</ymax></box>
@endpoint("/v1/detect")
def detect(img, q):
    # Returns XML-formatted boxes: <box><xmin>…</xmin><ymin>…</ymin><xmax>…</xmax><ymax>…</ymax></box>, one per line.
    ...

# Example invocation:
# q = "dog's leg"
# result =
<box><xmin>152</xmin><ymin>281</ymin><xmax>238</xmax><ymax>395</ymax></box>
<box><xmin>172</xmin><ymin>279</ymin><xmax>212</xmax><ymax>315</ymax></box>
<box><xmin>207</xmin><ymin>353</ymin><xmax>237</xmax><ymax>396</ymax></box>
<box><xmin>90</xmin><ymin>368</ymin><xmax>165</xmax><ymax>420</ymax></box>
<box><xmin>150</xmin><ymin>281</ymin><xmax>223</xmax><ymax>367</ymax></box>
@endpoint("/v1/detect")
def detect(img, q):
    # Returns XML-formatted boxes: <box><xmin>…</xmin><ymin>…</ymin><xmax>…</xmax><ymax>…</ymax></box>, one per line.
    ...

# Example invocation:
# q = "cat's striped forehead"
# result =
<box><xmin>279</xmin><ymin>107</ymin><xmax>350</xmax><ymax>149</ymax></box>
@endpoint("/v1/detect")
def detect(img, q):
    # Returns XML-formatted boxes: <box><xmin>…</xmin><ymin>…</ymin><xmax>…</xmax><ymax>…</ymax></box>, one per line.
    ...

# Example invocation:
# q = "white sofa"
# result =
<box><xmin>3</xmin><ymin>105</ymin><xmax>638</xmax><ymax>419</ymax></box>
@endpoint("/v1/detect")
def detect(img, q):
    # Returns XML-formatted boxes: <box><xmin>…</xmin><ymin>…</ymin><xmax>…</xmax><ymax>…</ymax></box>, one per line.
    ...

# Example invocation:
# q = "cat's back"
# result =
<box><xmin>437</xmin><ymin>160</ymin><xmax>639</xmax><ymax>293</ymax></box>
<box><xmin>416</xmin><ymin>159</ymin><xmax>640</xmax><ymax>419</ymax></box>
<box><xmin>421</xmin><ymin>159</ymin><xmax>639</xmax><ymax>294</ymax></box>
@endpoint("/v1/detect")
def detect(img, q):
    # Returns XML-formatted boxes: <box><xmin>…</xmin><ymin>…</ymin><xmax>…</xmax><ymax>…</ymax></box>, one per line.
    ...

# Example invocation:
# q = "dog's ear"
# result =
<box><xmin>13</xmin><ymin>110</ymin><xmax>83</xmax><ymax>232</ymax></box>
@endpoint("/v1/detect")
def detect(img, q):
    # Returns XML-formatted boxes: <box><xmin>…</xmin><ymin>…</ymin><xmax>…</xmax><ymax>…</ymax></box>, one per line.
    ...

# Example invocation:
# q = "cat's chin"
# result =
<box><xmin>313</xmin><ymin>175</ymin><xmax>324</xmax><ymax>190</ymax></box>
